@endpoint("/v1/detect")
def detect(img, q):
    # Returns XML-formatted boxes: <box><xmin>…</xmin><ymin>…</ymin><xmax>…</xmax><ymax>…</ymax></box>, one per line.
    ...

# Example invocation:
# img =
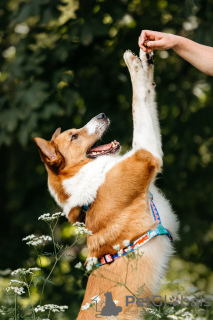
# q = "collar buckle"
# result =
<box><xmin>100</xmin><ymin>253</ymin><xmax>114</xmax><ymax>265</ymax></box>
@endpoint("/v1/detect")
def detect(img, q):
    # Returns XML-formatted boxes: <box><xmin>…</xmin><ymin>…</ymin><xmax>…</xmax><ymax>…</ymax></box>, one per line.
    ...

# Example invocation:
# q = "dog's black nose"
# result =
<box><xmin>97</xmin><ymin>113</ymin><xmax>107</xmax><ymax>120</ymax></box>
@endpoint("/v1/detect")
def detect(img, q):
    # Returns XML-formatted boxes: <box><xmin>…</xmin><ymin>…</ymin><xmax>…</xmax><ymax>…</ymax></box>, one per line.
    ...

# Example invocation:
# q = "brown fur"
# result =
<box><xmin>34</xmin><ymin>122</ymin><xmax>164</xmax><ymax>320</ymax></box>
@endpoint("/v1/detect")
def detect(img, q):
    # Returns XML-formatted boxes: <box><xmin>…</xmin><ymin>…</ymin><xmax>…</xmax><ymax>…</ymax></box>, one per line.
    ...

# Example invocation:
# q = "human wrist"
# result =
<box><xmin>172</xmin><ymin>35</ymin><xmax>184</xmax><ymax>51</ymax></box>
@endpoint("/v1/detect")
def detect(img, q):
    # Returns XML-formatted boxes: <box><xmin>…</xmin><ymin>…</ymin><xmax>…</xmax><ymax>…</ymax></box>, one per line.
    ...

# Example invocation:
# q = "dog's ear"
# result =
<box><xmin>33</xmin><ymin>137</ymin><xmax>64</xmax><ymax>168</ymax></box>
<box><xmin>51</xmin><ymin>127</ymin><xmax>61</xmax><ymax>141</ymax></box>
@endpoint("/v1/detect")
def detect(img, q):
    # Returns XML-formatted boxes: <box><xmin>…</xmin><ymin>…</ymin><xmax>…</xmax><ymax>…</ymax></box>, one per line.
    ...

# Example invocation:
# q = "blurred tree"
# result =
<box><xmin>0</xmin><ymin>0</ymin><xmax>213</xmax><ymax>318</ymax></box>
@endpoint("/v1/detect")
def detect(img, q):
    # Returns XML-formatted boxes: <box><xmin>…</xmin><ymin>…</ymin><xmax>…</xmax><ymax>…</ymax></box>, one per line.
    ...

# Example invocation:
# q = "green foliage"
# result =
<box><xmin>0</xmin><ymin>0</ymin><xmax>213</xmax><ymax>318</ymax></box>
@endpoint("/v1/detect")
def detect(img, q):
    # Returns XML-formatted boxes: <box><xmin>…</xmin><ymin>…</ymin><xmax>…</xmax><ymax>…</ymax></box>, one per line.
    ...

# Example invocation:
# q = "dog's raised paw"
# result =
<box><xmin>124</xmin><ymin>50</ymin><xmax>142</xmax><ymax>71</ymax></box>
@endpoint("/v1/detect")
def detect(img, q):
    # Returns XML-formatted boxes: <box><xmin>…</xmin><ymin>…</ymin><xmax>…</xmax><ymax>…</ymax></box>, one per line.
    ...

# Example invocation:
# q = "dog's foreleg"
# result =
<box><xmin>124</xmin><ymin>50</ymin><xmax>162</xmax><ymax>165</ymax></box>
<box><xmin>139</xmin><ymin>49</ymin><xmax>163</xmax><ymax>163</ymax></box>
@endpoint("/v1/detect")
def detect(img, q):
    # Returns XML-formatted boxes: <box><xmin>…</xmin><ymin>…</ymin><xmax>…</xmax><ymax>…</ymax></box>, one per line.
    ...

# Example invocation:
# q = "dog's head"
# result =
<box><xmin>34</xmin><ymin>113</ymin><xmax>120</xmax><ymax>171</ymax></box>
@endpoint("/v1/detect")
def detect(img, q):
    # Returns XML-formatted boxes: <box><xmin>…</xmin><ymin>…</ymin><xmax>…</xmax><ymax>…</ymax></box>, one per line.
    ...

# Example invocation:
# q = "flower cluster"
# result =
<box><xmin>34</xmin><ymin>304</ymin><xmax>68</xmax><ymax>313</ymax></box>
<box><xmin>75</xmin><ymin>262</ymin><xmax>83</xmax><ymax>269</ymax></box>
<box><xmin>22</xmin><ymin>235</ymin><xmax>52</xmax><ymax>246</ymax></box>
<box><xmin>86</xmin><ymin>257</ymin><xmax>98</xmax><ymax>271</ymax></box>
<box><xmin>6</xmin><ymin>285</ymin><xmax>25</xmax><ymax>295</ymax></box>
<box><xmin>81</xmin><ymin>303</ymin><xmax>91</xmax><ymax>310</ymax></box>
<box><xmin>11</xmin><ymin>268</ymin><xmax>41</xmax><ymax>276</ymax></box>
<box><xmin>145</xmin><ymin>307</ymin><xmax>162</xmax><ymax>318</ymax></box>
<box><xmin>9</xmin><ymin>280</ymin><xmax>27</xmax><ymax>286</ymax></box>
<box><xmin>167</xmin><ymin>309</ymin><xmax>195</xmax><ymax>320</ymax></box>
<box><xmin>123</xmin><ymin>239</ymin><xmax>130</xmax><ymax>247</ymax></box>
<box><xmin>38</xmin><ymin>212</ymin><xmax>65</xmax><ymax>222</ymax></box>
<box><xmin>0</xmin><ymin>307</ymin><xmax>6</xmax><ymax>315</ymax></box>
<box><xmin>113</xmin><ymin>240</ymin><xmax>132</xmax><ymax>257</ymax></box>
<box><xmin>73</xmin><ymin>222</ymin><xmax>93</xmax><ymax>236</ymax></box>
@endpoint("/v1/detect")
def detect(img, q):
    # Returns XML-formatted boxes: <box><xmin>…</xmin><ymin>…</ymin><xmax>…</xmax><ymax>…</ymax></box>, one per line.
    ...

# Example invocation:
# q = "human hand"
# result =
<box><xmin>138</xmin><ymin>30</ymin><xmax>178</xmax><ymax>52</ymax></box>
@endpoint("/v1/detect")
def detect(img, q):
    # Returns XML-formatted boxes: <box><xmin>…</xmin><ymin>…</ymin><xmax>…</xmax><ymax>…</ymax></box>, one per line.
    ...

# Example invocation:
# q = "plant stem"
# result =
<box><xmin>125</xmin><ymin>257</ymin><xmax>129</xmax><ymax>285</ymax></box>
<box><xmin>14</xmin><ymin>294</ymin><xmax>17</xmax><ymax>320</ymax></box>
<box><xmin>39</xmin><ymin>258</ymin><xmax>58</xmax><ymax>305</ymax></box>
<box><xmin>27</xmin><ymin>285</ymin><xmax>36</xmax><ymax>320</ymax></box>
<box><xmin>50</xmin><ymin>225</ymin><xmax>57</xmax><ymax>257</ymax></box>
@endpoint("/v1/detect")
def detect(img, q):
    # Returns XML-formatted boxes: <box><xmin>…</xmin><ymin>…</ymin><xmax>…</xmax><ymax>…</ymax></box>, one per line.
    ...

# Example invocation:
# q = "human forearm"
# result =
<box><xmin>172</xmin><ymin>36</ymin><xmax>213</xmax><ymax>76</ymax></box>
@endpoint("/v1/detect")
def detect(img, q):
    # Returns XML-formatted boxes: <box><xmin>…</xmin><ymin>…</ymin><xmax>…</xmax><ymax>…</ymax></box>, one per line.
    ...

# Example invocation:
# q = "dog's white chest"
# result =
<box><xmin>62</xmin><ymin>156</ymin><xmax>119</xmax><ymax>217</ymax></box>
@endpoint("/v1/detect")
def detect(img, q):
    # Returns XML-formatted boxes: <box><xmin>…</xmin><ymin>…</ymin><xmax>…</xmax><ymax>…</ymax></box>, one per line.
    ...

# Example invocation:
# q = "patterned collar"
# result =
<box><xmin>82</xmin><ymin>192</ymin><xmax>173</xmax><ymax>267</ymax></box>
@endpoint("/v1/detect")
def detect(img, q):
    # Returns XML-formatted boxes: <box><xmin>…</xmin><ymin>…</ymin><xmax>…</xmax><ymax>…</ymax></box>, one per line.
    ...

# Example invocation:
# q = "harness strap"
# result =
<box><xmin>97</xmin><ymin>223</ymin><xmax>172</xmax><ymax>266</ymax></box>
<box><xmin>81</xmin><ymin>192</ymin><xmax>173</xmax><ymax>267</ymax></box>
<box><xmin>96</xmin><ymin>192</ymin><xmax>173</xmax><ymax>267</ymax></box>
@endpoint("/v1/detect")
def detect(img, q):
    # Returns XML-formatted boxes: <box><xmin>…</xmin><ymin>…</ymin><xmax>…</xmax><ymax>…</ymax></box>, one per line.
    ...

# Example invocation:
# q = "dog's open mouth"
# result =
<box><xmin>87</xmin><ymin>140</ymin><xmax>120</xmax><ymax>158</ymax></box>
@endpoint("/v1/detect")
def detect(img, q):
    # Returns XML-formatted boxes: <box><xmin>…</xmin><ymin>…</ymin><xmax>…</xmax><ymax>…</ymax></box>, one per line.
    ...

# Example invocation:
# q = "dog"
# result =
<box><xmin>34</xmin><ymin>49</ymin><xmax>179</xmax><ymax>319</ymax></box>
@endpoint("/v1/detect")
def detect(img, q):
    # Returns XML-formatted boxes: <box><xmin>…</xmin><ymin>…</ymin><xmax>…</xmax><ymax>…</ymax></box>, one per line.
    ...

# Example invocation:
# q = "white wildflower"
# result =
<box><xmin>113</xmin><ymin>244</ymin><xmax>120</xmax><ymax>251</ymax></box>
<box><xmin>75</xmin><ymin>262</ymin><xmax>82</xmax><ymax>269</ymax></box>
<box><xmin>22</xmin><ymin>234</ymin><xmax>36</xmax><ymax>241</ymax></box>
<box><xmin>38</xmin><ymin>213</ymin><xmax>50</xmax><ymax>221</ymax></box>
<box><xmin>11</xmin><ymin>267</ymin><xmax>41</xmax><ymax>275</ymax></box>
<box><xmin>81</xmin><ymin>303</ymin><xmax>91</xmax><ymax>310</ymax></box>
<box><xmin>38</xmin><ymin>212</ymin><xmax>65</xmax><ymax>222</ymax></box>
<box><xmin>6</xmin><ymin>286</ymin><xmax>25</xmax><ymax>295</ymax></box>
<box><xmin>181</xmin><ymin>312</ymin><xmax>194</xmax><ymax>320</ymax></box>
<box><xmin>167</xmin><ymin>316</ymin><xmax>178</xmax><ymax>320</ymax></box>
<box><xmin>22</xmin><ymin>235</ymin><xmax>52</xmax><ymax>246</ymax></box>
<box><xmin>35</xmin><ymin>304</ymin><xmax>68</xmax><ymax>313</ymax></box>
<box><xmin>175</xmin><ymin>308</ymin><xmax>187</xmax><ymax>315</ymax></box>
<box><xmin>73</xmin><ymin>222</ymin><xmax>93</xmax><ymax>236</ymax></box>
<box><xmin>0</xmin><ymin>307</ymin><xmax>6</xmax><ymax>315</ymax></box>
<box><xmin>27</xmin><ymin>239</ymin><xmax>43</xmax><ymax>246</ymax></box>
<box><xmin>73</xmin><ymin>222</ymin><xmax>85</xmax><ymax>227</ymax></box>
<box><xmin>9</xmin><ymin>280</ymin><xmax>27</xmax><ymax>287</ymax></box>
<box><xmin>117</xmin><ymin>249</ymin><xmax>123</xmax><ymax>257</ymax></box>
<box><xmin>145</xmin><ymin>307</ymin><xmax>161</xmax><ymax>318</ymax></box>
<box><xmin>29</xmin><ymin>267</ymin><xmax>41</xmax><ymax>272</ymax></box>
<box><xmin>123</xmin><ymin>239</ymin><xmax>130</xmax><ymax>247</ymax></box>
<box><xmin>86</xmin><ymin>257</ymin><xmax>98</xmax><ymax>271</ymax></box>
<box><xmin>92</xmin><ymin>295</ymin><xmax>101</xmax><ymax>303</ymax></box>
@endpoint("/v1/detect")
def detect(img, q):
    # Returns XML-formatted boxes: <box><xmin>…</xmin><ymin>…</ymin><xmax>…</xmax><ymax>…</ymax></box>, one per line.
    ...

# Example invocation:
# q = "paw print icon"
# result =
<box><xmin>169</xmin><ymin>296</ymin><xmax>179</xmax><ymax>307</ymax></box>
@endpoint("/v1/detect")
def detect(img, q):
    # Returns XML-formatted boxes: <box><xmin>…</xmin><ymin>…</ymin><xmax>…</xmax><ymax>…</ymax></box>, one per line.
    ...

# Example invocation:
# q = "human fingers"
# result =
<box><xmin>140</xmin><ymin>30</ymin><xmax>159</xmax><ymax>43</ymax></box>
<box><xmin>138</xmin><ymin>36</ymin><xmax>153</xmax><ymax>52</ymax></box>
<box><xmin>146</xmin><ymin>39</ymin><xmax>166</xmax><ymax>50</ymax></box>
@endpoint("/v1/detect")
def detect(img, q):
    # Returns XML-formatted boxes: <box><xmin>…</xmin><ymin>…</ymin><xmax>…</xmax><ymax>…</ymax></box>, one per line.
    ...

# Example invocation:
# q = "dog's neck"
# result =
<box><xmin>49</xmin><ymin>155</ymin><xmax>120</xmax><ymax>218</ymax></box>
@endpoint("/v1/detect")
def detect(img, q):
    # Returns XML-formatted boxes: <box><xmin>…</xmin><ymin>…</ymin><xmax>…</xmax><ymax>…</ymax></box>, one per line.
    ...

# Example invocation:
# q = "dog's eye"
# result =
<box><xmin>71</xmin><ymin>134</ymin><xmax>78</xmax><ymax>141</ymax></box>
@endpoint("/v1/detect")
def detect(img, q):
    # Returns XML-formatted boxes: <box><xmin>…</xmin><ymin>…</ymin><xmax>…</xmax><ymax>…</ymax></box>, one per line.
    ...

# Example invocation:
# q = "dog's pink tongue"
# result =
<box><xmin>89</xmin><ymin>143</ymin><xmax>112</xmax><ymax>153</ymax></box>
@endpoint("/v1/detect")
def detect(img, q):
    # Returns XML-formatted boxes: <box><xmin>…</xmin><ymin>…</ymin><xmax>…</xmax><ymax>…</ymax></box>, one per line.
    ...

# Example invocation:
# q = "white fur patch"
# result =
<box><xmin>62</xmin><ymin>150</ymin><xmax>135</xmax><ymax>217</ymax></box>
<box><xmin>84</xmin><ymin>117</ymin><xmax>110</xmax><ymax>137</ymax></box>
<box><xmin>84</xmin><ymin>118</ymin><xmax>97</xmax><ymax>135</ymax></box>
<box><xmin>63</xmin><ymin>155</ymin><xmax>118</xmax><ymax>217</ymax></box>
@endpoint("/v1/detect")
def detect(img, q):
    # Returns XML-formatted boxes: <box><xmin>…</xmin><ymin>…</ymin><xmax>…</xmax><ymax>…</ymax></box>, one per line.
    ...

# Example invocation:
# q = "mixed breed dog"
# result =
<box><xmin>34</xmin><ymin>49</ymin><xmax>179</xmax><ymax>319</ymax></box>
